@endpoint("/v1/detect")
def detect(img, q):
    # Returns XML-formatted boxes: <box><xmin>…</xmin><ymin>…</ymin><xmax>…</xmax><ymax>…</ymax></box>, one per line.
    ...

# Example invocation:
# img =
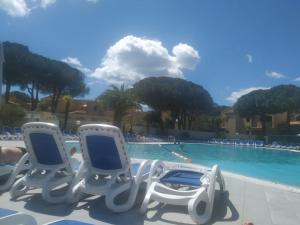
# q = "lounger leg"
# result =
<box><xmin>67</xmin><ymin>181</ymin><xmax>84</xmax><ymax>203</ymax></box>
<box><xmin>139</xmin><ymin>183</ymin><xmax>155</xmax><ymax>214</ymax></box>
<box><xmin>105</xmin><ymin>181</ymin><xmax>136</xmax><ymax>212</ymax></box>
<box><xmin>188</xmin><ymin>188</ymin><xmax>211</xmax><ymax>225</ymax></box>
<box><xmin>42</xmin><ymin>176</ymin><xmax>74</xmax><ymax>204</ymax></box>
<box><xmin>10</xmin><ymin>177</ymin><xmax>29</xmax><ymax>199</ymax></box>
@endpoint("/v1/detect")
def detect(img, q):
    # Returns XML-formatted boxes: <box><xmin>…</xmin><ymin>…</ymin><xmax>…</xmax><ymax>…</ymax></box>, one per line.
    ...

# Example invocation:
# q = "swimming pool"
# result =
<box><xmin>66</xmin><ymin>142</ymin><xmax>300</xmax><ymax>188</ymax></box>
<box><xmin>128</xmin><ymin>143</ymin><xmax>300</xmax><ymax>188</ymax></box>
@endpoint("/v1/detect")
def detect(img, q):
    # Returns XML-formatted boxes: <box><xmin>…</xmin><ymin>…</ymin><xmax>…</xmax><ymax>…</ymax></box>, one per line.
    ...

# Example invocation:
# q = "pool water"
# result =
<box><xmin>66</xmin><ymin>141</ymin><xmax>300</xmax><ymax>188</ymax></box>
<box><xmin>128</xmin><ymin>143</ymin><xmax>300</xmax><ymax>188</ymax></box>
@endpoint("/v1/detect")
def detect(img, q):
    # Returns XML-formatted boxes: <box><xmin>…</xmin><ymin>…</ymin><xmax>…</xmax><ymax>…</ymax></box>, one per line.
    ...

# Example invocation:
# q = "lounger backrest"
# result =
<box><xmin>78</xmin><ymin>124</ymin><xmax>131</xmax><ymax>176</ymax></box>
<box><xmin>22</xmin><ymin>122</ymin><xmax>72</xmax><ymax>171</ymax></box>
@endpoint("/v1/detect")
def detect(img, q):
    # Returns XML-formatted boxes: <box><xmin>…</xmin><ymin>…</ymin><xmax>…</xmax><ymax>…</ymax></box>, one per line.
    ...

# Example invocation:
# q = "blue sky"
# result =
<box><xmin>1</xmin><ymin>0</ymin><xmax>300</xmax><ymax>106</ymax></box>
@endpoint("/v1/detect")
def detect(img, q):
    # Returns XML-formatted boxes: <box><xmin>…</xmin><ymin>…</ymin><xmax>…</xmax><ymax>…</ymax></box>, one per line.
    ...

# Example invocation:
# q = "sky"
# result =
<box><xmin>1</xmin><ymin>0</ymin><xmax>300</xmax><ymax>106</ymax></box>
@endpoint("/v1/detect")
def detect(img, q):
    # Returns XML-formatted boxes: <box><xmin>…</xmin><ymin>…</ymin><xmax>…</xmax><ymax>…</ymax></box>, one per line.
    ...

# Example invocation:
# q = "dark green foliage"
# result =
<box><xmin>234</xmin><ymin>85</ymin><xmax>300</xmax><ymax>134</ymax></box>
<box><xmin>10</xmin><ymin>91</ymin><xmax>31</xmax><ymax>103</ymax></box>
<box><xmin>133</xmin><ymin>77</ymin><xmax>214</xmax><ymax>130</ymax></box>
<box><xmin>96</xmin><ymin>85</ymin><xmax>135</xmax><ymax>128</ymax></box>
<box><xmin>3</xmin><ymin>42</ymin><xmax>89</xmax><ymax>112</ymax></box>
<box><xmin>235</xmin><ymin>85</ymin><xmax>300</xmax><ymax>117</ymax></box>
<box><xmin>0</xmin><ymin>104</ymin><xmax>26</xmax><ymax>127</ymax></box>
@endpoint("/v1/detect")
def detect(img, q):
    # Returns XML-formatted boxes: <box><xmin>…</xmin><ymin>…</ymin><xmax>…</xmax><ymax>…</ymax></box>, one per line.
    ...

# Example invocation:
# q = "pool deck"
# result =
<box><xmin>1</xmin><ymin>141</ymin><xmax>300</xmax><ymax>225</ymax></box>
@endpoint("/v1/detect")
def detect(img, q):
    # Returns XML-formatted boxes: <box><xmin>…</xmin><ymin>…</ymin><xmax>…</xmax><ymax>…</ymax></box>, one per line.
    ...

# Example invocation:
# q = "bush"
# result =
<box><xmin>0</xmin><ymin>104</ymin><xmax>26</xmax><ymax>127</ymax></box>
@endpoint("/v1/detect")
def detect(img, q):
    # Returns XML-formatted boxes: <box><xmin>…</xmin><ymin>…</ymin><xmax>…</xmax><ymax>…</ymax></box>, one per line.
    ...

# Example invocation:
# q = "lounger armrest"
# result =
<box><xmin>133</xmin><ymin>160</ymin><xmax>152</xmax><ymax>184</ymax></box>
<box><xmin>147</xmin><ymin>160</ymin><xmax>166</xmax><ymax>189</ymax></box>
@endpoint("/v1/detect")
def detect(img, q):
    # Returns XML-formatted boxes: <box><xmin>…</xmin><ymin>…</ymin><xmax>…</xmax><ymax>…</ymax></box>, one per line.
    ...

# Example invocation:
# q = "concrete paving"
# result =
<box><xmin>1</xmin><ymin>140</ymin><xmax>300</xmax><ymax>224</ymax></box>
<box><xmin>1</xmin><ymin>166</ymin><xmax>300</xmax><ymax>225</ymax></box>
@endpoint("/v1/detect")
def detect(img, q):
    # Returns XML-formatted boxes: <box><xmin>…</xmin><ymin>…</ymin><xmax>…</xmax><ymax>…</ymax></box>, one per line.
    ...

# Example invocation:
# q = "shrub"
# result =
<box><xmin>0</xmin><ymin>104</ymin><xmax>26</xmax><ymax>127</ymax></box>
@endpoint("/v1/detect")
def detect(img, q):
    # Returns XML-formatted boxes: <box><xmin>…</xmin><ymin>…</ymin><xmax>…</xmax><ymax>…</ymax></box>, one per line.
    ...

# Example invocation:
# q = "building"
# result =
<box><xmin>221</xmin><ymin>107</ymin><xmax>300</xmax><ymax>136</ymax></box>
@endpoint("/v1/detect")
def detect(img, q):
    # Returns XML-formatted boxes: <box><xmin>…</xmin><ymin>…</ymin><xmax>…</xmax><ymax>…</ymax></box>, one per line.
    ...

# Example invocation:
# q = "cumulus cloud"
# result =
<box><xmin>0</xmin><ymin>0</ymin><xmax>98</xmax><ymax>16</ymax></box>
<box><xmin>91</xmin><ymin>35</ymin><xmax>200</xmax><ymax>85</ymax></box>
<box><xmin>226</xmin><ymin>87</ymin><xmax>270</xmax><ymax>103</ymax></box>
<box><xmin>62</xmin><ymin>57</ymin><xmax>82</xmax><ymax>67</ymax></box>
<box><xmin>266</xmin><ymin>71</ymin><xmax>285</xmax><ymax>79</ymax></box>
<box><xmin>0</xmin><ymin>0</ymin><xmax>30</xmax><ymax>17</ymax></box>
<box><xmin>62</xmin><ymin>56</ymin><xmax>92</xmax><ymax>74</ymax></box>
<box><xmin>294</xmin><ymin>77</ymin><xmax>300</xmax><ymax>81</ymax></box>
<box><xmin>246</xmin><ymin>54</ymin><xmax>252</xmax><ymax>63</ymax></box>
<box><xmin>40</xmin><ymin>0</ymin><xmax>56</xmax><ymax>8</ymax></box>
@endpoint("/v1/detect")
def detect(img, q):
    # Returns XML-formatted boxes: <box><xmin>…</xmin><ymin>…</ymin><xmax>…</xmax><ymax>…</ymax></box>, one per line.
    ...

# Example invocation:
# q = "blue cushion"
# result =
<box><xmin>131</xmin><ymin>163</ymin><xmax>150</xmax><ymax>176</ymax></box>
<box><xmin>0</xmin><ymin>208</ymin><xmax>17</xmax><ymax>218</ymax></box>
<box><xmin>48</xmin><ymin>220</ymin><xmax>93</xmax><ymax>225</ymax></box>
<box><xmin>30</xmin><ymin>133</ymin><xmax>63</xmax><ymax>165</ymax></box>
<box><xmin>160</xmin><ymin>170</ymin><xmax>204</xmax><ymax>187</ymax></box>
<box><xmin>86</xmin><ymin>135</ymin><xmax>122</xmax><ymax>170</ymax></box>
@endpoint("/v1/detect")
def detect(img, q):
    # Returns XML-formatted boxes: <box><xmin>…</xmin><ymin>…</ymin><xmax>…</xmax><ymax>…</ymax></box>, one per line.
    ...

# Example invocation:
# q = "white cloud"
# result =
<box><xmin>40</xmin><ymin>0</ymin><xmax>56</xmax><ymax>8</ymax></box>
<box><xmin>226</xmin><ymin>87</ymin><xmax>270</xmax><ymax>103</ymax></box>
<box><xmin>91</xmin><ymin>35</ymin><xmax>200</xmax><ymax>85</ymax></box>
<box><xmin>62</xmin><ymin>56</ymin><xmax>92</xmax><ymax>74</ymax></box>
<box><xmin>246</xmin><ymin>54</ymin><xmax>252</xmax><ymax>63</ymax></box>
<box><xmin>172</xmin><ymin>43</ymin><xmax>200</xmax><ymax>69</ymax></box>
<box><xmin>0</xmin><ymin>0</ymin><xmax>30</xmax><ymax>17</ymax></box>
<box><xmin>266</xmin><ymin>71</ymin><xmax>285</xmax><ymax>79</ymax></box>
<box><xmin>62</xmin><ymin>57</ymin><xmax>82</xmax><ymax>67</ymax></box>
<box><xmin>0</xmin><ymin>0</ymin><xmax>97</xmax><ymax>16</ymax></box>
<box><xmin>294</xmin><ymin>77</ymin><xmax>300</xmax><ymax>81</ymax></box>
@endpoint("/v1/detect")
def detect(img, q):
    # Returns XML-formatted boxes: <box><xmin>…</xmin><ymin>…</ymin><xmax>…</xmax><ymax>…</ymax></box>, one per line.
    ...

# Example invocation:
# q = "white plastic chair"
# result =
<box><xmin>0</xmin><ymin>153</ymin><xmax>30</xmax><ymax>192</ymax></box>
<box><xmin>68</xmin><ymin>124</ymin><xmax>153</xmax><ymax>212</ymax></box>
<box><xmin>140</xmin><ymin>161</ymin><xmax>225</xmax><ymax>224</ymax></box>
<box><xmin>10</xmin><ymin>122</ymin><xmax>78</xmax><ymax>203</ymax></box>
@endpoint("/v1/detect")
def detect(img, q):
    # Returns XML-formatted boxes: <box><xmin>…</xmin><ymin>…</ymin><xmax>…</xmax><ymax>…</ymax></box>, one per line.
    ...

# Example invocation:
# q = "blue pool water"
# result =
<box><xmin>66</xmin><ymin>142</ymin><xmax>300</xmax><ymax>187</ymax></box>
<box><xmin>128</xmin><ymin>143</ymin><xmax>300</xmax><ymax>188</ymax></box>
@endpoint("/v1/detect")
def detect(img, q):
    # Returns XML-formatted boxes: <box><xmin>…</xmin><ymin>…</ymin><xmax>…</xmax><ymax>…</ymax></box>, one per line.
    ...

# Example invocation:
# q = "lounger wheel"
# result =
<box><xmin>10</xmin><ymin>178</ymin><xmax>29</xmax><ymax>199</ymax></box>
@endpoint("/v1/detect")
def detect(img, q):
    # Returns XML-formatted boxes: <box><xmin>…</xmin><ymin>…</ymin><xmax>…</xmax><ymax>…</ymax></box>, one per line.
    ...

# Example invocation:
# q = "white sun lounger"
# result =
<box><xmin>140</xmin><ymin>161</ymin><xmax>225</xmax><ymax>224</ymax></box>
<box><xmin>68</xmin><ymin>124</ymin><xmax>153</xmax><ymax>212</ymax></box>
<box><xmin>10</xmin><ymin>122</ymin><xmax>78</xmax><ymax>203</ymax></box>
<box><xmin>0</xmin><ymin>152</ymin><xmax>30</xmax><ymax>192</ymax></box>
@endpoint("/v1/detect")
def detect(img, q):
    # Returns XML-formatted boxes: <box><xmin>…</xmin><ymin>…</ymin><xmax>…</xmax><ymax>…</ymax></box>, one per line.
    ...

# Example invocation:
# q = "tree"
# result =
<box><xmin>3</xmin><ymin>42</ymin><xmax>89</xmax><ymax>112</ymax></box>
<box><xmin>3</xmin><ymin>42</ymin><xmax>30</xmax><ymax>103</ymax></box>
<box><xmin>234</xmin><ymin>89</ymin><xmax>270</xmax><ymax>134</ymax></box>
<box><xmin>43</xmin><ymin>60</ymin><xmax>89</xmax><ymax>112</ymax></box>
<box><xmin>133</xmin><ymin>77</ymin><xmax>214</xmax><ymax>130</ymax></box>
<box><xmin>0</xmin><ymin>104</ymin><xmax>26</xmax><ymax>127</ymax></box>
<box><xmin>268</xmin><ymin>85</ymin><xmax>300</xmax><ymax>115</ymax></box>
<box><xmin>62</xmin><ymin>95</ymin><xmax>72</xmax><ymax>130</ymax></box>
<box><xmin>97</xmin><ymin>85</ymin><xmax>135</xmax><ymax>128</ymax></box>
<box><xmin>234</xmin><ymin>85</ymin><xmax>300</xmax><ymax>134</ymax></box>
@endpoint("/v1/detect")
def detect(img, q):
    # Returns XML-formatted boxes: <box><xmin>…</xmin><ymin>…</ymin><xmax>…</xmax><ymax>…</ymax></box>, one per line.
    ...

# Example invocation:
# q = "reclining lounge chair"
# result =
<box><xmin>140</xmin><ymin>161</ymin><xmax>225</xmax><ymax>224</ymax></box>
<box><xmin>10</xmin><ymin>122</ymin><xmax>78</xmax><ymax>203</ymax></box>
<box><xmin>0</xmin><ymin>152</ymin><xmax>29</xmax><ymax>192</ymax></box>
<box><xmin>68</xmin><ymin>124</ymin><xmax>153</xmax><ymax>212</ymax></box>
